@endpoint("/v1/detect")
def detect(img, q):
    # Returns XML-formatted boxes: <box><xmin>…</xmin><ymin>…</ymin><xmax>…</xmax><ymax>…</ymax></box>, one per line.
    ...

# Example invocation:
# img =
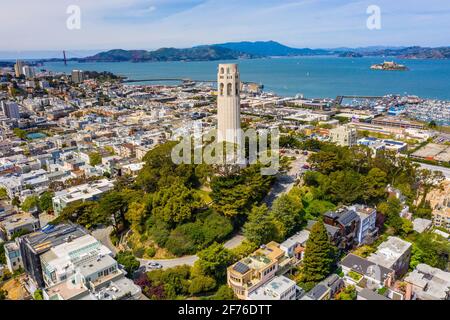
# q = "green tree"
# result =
<box><xmin>301</xmin><ymin>220</ymin><xmax>336</xmax><ymax>284</ymax></box>
<box><xmin>115</xmin><ymin>251</ymin><xmax>140</xmax><ymax>277</ymax></box>
<box><xmin>362</xmin><ymin>168</ymin><xmax>388</xmax><ymax>204</ymax></box>
<box><xmin>270</xmin><ymin>193</ymin><xmax>304</xmax><ymax>239</ymax></box>
<box><xmin>377</xmin><ymin>196</ymin><xmax>403</xmax><ymax>234</ymax></box>
<box><xmin>33</xmin><ymin>289</ymin><xmax>43</xmax><ymax>300</ymax></box>
<box><xmin>243</xmin><ymin>204</ymin><xmax>277</xmax><ymax>246</ymax></box>
<box><xmin>21</xmin><ymin>195</ymin><xmax>40</xmax><ymax>212</ymax></box>
<box><xmin>89</xmin><ymin>152</ymin><xmax>102</xmax><ymax>166</ymax></box>
<box><xmin>0</xmin><ymin>242</ymin><xmax>6</xmax><ymax>265</ymax></box>
<box><xmin>0</xmin><ymin>289</ymin><xmax>7</xmax><ymax>300</ymax></box>
<box><xmin>0</xmin><ymin>187</ymin><xmax>8</xmax><ymax>200</ymax></box>
<box><xmin>193</xmin><ymin>243</ymin><xmax>233</xmax><ymax>281</ymax></box>
<box><xmin>188</xmin><ymin>275</ymin><xmax>216</xmax><ymax>295</ymax></box>
<box><xmin>54</xmin><ymin>201</ymin><xmax>103</xmax><ymax>229</ymax></box>
<box><xmin>13</xmin><ymin>128</ymin><xmax>27</xmax><ymax>140</ymax></box>
<box><xmin>39</xmin><ymin>191</ymin><xmax>54</xmax><ymax>212</ymax></box>
<box><xmin>11</xmin><ymin>196</ymin><xmax>20</xmax><ymax>207</ymax></box>
<box><xmin>212</xmin><ymin>285</ymin><xmax>236</xmax><ymax>300</ymax></box>
<box><xmin>304</xmin><ymin>199</ymin><xmax>336</xmax><ymax>220</ymax></box>
<box><xmin>328</xmin><ymin>170</ymin><xmax>363</xmax><ymax>205</ymax></box>
<box><xmin>151</xmin><ymin>183</ymin><xmax>204</xmax><ymax>227</ymax></box>
<box><xmin>95</xmin><ymin>191</ymin><xmax>129</xmax><ymax>233</ymax></box>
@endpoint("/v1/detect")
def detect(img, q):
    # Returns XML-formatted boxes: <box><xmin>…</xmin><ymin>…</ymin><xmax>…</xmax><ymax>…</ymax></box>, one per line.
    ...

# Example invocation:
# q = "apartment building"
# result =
<box><xmin>52</xmin><ymin>179</ymin><xmax>114</xmax><ymax>215</ymax></box>
<box><xmin>40</xmin><ymin>234</ymin><xmax>113</xmax><ymax>287</ymax></box>
<box><xmin>367</xmin><ymin>236</ymin><xmax>412</xmax><ymax>278</ymax></box>
<box><xmin>404</xmin><ymin>264</ymin><xmax>450</xmax><ymax>300</ymax></box>
<box><xmin>227</xmin><ymin>241</ymin><xmax>285</xmax><ymax>300</ymax></box>
<box><xmin>16</xmin><ymin>223</ymin><xmax>90</xmax><ymax>290</ymax></box>
<box><xmin>348</xmin><ymin>204</ymin><xmax>378</xmax><ymax>244</ymax></box>
<box><xmin>329</xmin><ymin>125</ymin><xmax>358</xmax><ymax>147</ymax></box>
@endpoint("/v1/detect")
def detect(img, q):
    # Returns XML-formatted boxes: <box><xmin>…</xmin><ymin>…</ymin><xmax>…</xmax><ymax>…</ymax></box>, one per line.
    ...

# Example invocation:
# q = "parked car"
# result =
<box><xmin>147</xmin><ymin>262</ymin><xmax>163</xmax><ymax>269</ymax></box>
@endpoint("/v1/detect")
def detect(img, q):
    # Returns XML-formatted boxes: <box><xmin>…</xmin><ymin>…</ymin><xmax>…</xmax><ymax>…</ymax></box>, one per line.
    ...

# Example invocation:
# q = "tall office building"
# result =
<box><xmin>14</xmin><ymin>60</ymin><xmax>25</xmax><ymax>77</ymax></box>
<box><xmin>71</xmin><ymin>70</ymin><xmax>84</xmax><ymax>84</ymax></box>
<box><xmin>22</xmin><ymin>65</ymin><xmax>36</xmax><ymax>79</ymax></box>
<box><xmin>217</xmin><ymin>63</ymin><xmax>241</xmax><ymax>145</ymax></box>
<box><xmin>1</xmin><ymin>101</ymin><xmax>20</xmax><ymax>119</ymax></box>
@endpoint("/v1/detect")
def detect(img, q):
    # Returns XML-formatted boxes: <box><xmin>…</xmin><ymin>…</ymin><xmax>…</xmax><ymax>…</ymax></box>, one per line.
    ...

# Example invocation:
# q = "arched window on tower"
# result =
<box><xmin>220</xmin><ymin>67</ymin><xmax>224</xmax><ymax>74</ymax></box>
<box><xmin>236</xmin><ymin>82</ymin><xmax>239</xmax><ymax>95</ymax></box>
<box><xmin>227</xmin><ymin>83</ymin><xmax>232</xmax><ymax>96</ymax></box>
<box><xmin>219</xmin><ymin>83</ymin><xmax>224</xmax><ymax>95</ymax></box>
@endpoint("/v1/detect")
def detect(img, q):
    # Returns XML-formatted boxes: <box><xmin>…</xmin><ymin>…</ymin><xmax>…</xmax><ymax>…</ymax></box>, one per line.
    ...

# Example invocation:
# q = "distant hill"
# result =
<box><xmin>364</xmin><ymin>46</ymin><xmax>450</xmax><ymax>59</ymax></box>
<box><xmin>79</xmin><ymin>46</ymin><xmax>258</xmax><ymax>62</ymax></box>
<box><xmin>215</xmin><ymin>40</ymin><xmax>332</xmax><ymax>56</ymax></box>
<box><xmin>43</xmin><ymin>42</ymin><xmax>450</xmax><ymax>64</ymax></box>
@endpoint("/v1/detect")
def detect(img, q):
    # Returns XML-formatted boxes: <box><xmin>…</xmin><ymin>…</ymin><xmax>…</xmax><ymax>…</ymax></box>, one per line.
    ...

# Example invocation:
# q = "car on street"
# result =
<box><xmin>147</xmin><ymin>262</ymin><xmax>163</xmax><ymax>269</ymax></box>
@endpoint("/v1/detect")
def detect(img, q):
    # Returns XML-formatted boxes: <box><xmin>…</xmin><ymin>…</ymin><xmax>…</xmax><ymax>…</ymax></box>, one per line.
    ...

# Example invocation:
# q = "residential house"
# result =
<box><xmin>300</xmin><ymin>274</ymin><xmax>344</xmax><ymax>300</ymax></box>
<box><xmin>404</xmin><ymin>264</ymin><xmax>450</xmax><ymax>300</ymax></box>
<box><xmin>340</xmin><ymin>253</ymin><xmax>395</xmax><ymax>290</ymax></box>
<box><xmin>279</xmin><ymin>230</ymin><xmax>310</xmax><ymax>262</ymax></box>
<box><xmin>4</xmin><ymin>241</ymin><xmax>23</xmax><ymax>272</ymax></box>
<box><xmin>367</xmin><ymin>236</ymin><xmax>412</xmax><ymax>278</ymax></box>
<box><xmin>0</xmin><ymin>212</ymin><xmax>40</xmax><ymax>241</ymax></box>
<box><xmin>227</xmin><ymin>242</ymin><xmax>286</xmax><ymax>300</ymax></box>
<box><xmin>247</xmin><ymin>275</ymin><xmax>299</xmax><ymax>300</ymax></box>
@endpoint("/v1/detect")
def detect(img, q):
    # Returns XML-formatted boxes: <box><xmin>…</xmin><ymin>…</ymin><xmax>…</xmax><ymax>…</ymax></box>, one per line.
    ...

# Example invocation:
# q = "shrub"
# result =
<box><xmin>146</xmin><ymin>246</ymin><xmax>156</xmax><ymax>258</ymax></box>
<box><xmin>188</xmin><ymin>275</ymin><xmax>216</xmax><ymax>295</ymax></box>
<box><xmin>133</xmin><ymin>246</ymin><xmax>145</xmax><ymax>258</ymax></box>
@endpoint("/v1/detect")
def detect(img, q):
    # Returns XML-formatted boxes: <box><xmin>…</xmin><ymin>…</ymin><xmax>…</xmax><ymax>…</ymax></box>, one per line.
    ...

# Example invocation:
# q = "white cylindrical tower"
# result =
<box><xmin>217</xmin><ymin>63</ymin><xmax>241</xmax><ymax>145</ymax></box>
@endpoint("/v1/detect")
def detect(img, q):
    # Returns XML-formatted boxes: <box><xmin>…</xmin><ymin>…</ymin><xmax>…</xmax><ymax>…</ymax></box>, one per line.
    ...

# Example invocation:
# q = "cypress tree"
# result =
<box><xmin>301</xmin><ymin>220</ymin><xmax>336</xmax><ymax>284</ymax></box>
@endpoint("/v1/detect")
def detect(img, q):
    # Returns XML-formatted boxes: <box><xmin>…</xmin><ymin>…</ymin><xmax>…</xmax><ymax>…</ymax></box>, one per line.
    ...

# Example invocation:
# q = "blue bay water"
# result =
<box><xmin>43</xmin><ymin>57</ymin><xmax>450</xmax><ymax>100</ymax></box>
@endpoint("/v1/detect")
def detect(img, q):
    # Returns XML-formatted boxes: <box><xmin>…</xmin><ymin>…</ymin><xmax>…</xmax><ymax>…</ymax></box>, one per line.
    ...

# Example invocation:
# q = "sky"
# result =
<box><xmin>0</xmin><ymin>0</ymin><xmax>449</xmax><ymax>54</ymax></box>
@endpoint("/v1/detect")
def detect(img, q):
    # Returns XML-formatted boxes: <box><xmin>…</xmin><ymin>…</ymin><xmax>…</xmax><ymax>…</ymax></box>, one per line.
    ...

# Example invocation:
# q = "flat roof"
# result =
<box><xmin>367</xmin><ymin>237</ymin><xmax>412</xmax><ymax>269</ymax></box>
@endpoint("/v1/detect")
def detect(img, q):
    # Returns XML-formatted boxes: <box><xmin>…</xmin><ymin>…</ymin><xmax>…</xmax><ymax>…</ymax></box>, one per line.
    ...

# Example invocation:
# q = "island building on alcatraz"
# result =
<box><xmin>217</xmin><ymin>63</ymin><xmax>242</xmax><ymax>146</ymax></box>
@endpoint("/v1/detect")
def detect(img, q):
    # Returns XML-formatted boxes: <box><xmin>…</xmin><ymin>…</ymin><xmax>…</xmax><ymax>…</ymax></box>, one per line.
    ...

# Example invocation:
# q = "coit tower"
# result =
<box><xmin>217</xmin><ymin>63</ymin><xmax>241</xmax><ymax>145</ymax></box>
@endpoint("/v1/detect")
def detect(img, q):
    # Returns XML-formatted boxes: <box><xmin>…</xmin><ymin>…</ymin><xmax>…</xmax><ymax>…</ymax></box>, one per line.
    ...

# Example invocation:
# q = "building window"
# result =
<box><xmin>220</xmin><ymin>83</ymin><xmax>224</xmax><ymax>96</ymax></box>
<box><xmin>227</xmin><ymin>83</ymin><xmax>232</xmax><ymax>96</ymax></box>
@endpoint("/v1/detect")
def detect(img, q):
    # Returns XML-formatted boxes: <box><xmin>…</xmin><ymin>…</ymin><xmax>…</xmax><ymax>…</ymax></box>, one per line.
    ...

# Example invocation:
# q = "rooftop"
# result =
<box><xmin>404</xmin><ymin>264</ymin><xmax>450</xmax><ymax>300</ymax></box>
<box><xmin>367</xmin><ymin>236</ymin><xmax>412</xmax><ymax>269</ymax></box>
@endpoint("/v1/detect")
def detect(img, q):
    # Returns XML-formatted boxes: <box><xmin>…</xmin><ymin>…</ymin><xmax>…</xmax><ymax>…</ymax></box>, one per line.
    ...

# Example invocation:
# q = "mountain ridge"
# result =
<box><xmin>34</xmin><ymin>41</ymin><xmax>450</xmax><ymax>63</ymax></box>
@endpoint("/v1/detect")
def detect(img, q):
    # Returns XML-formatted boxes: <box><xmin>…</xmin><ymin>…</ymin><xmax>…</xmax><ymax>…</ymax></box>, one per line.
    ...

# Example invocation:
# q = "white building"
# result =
<box><xmin>367</xmin><ymin>236</ymin><xmax>412</xmax><ymax>278</ymax></box>
<box><xmin>329</xmin><ymin>125</ymin><xmax>358</xmax><ymax>147</ymax></box>
<box><xmin>279</xmin><ymin>230</ymin><xmax>310</xmax><ymax>260</ymax></box>
<box><xmin>247</xmin><ymin>275</ymin><xmax>298</xmax><ymax>300</ymax></box>
<box><xmin>52</xmin><ymin>179</ymin><xmax>114</xmax><ymax>215</ymax></box>
<box><xmin>404</xmin><ymin>264</ymin><xmax>450</xmax><ymax>300</ymax></box>
<box><xmin>217</xmin><ymin>64</ymin><xmax>241</xmax><ymax>145</ymax></box>
<box><xmin>348</xmin><ymin>204</ymin><xmax>378</xmax><ymax>244</ymax></box>
<box><xmin>40</xmin><ymin>234</ymin><xmax>112</xmax><ymax>287</ymax></box>
<box><xmin>71</xmin><ymin>70</ymin><xmax>84</xmax><ymax>84</ymax></box>
<box><xmin>39</xmin><ymin>233</ymin><xmax>141</xmax><ymax>300</ymax></box>
<box><xmin>1</xmin><ymin>101</ymin><xmax>20</xmax><ymax>119</ymax></box>
<box><xmin>4</xmin><ymin>241</ymin><xmax>23</xmax><ymax>272</ymax></box>
<box><xmin>22</xmin><ymin>65</ymin><xmax>36</xmax><ymax>79</ymax></box>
